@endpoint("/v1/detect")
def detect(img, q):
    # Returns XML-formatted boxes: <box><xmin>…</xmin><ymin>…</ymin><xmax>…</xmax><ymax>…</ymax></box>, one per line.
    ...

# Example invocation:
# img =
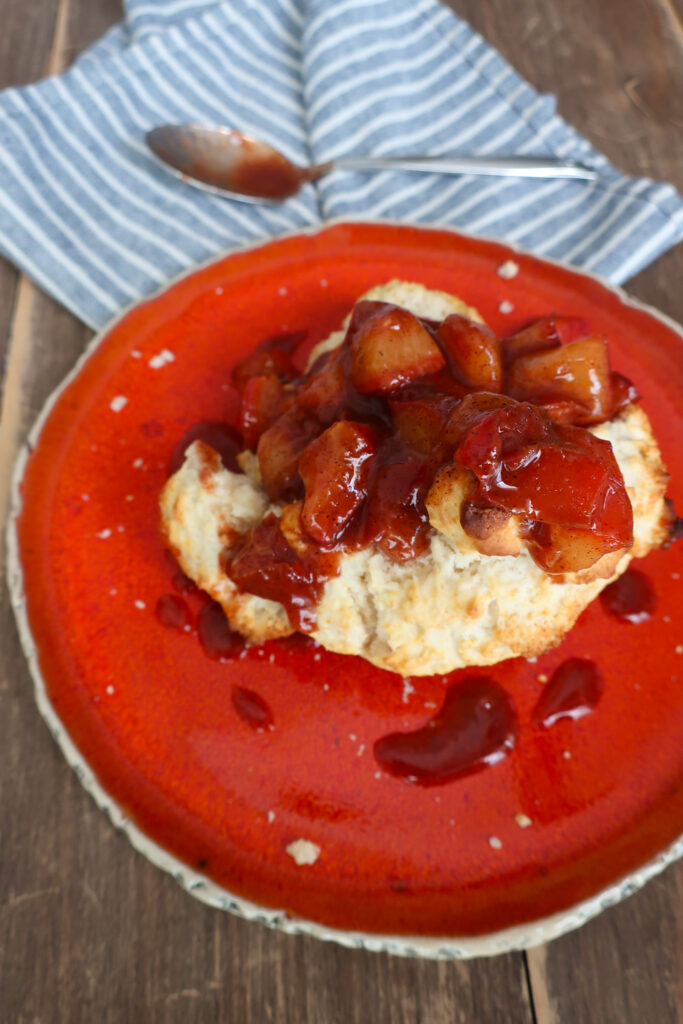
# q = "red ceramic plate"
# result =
<box><xmin>9</xmin><ymin>223</ymin><xmax>683</xmax><ymax>957</ymax></box>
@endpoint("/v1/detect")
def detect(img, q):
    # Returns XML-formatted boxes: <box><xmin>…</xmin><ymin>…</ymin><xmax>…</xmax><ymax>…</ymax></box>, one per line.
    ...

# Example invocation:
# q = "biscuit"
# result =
<box><xmin>160</xmin><ymin>282</ymin><xmax>670</xmax><ymax>676</ymax></box>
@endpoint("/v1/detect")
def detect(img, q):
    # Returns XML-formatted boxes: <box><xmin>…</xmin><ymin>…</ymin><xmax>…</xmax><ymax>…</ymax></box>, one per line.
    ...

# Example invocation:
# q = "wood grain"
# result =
<box><xmin>0</xmin><ymin>1</ymin><xmax>681</xmax><ymax>1022</ymax></box>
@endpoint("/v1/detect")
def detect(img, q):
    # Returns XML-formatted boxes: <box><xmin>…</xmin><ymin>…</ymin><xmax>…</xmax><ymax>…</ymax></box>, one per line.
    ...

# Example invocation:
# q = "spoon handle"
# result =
<box><xmin>331</xmin><ymin>155</ymin><xmax>597</xmax><ymax>180</ymax></box>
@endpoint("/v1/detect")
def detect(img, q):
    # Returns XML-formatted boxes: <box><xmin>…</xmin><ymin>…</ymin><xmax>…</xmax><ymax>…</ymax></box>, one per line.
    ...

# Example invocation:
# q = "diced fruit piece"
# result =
<box><xmin>350</xmin><ymin>304</ymin><xmax>445</xmax><ymax>394</ymax></box>
<box><xmin>389</xmin><ymin>394</ymin><xmax>456</xmax><ymax>455</ymax></box>
<box><xmin>347</xmin><ymin>300</ymin><xmax>394</xmax><ymax>334</ymax></box>
<box><xmin>610</xmin><ymin>371</ymin><xmax>639</xmax><ymax>416</ymax></box>
<box><xmin>363</xmin><ymin>447</ymin><xmax>432</xmax><ymax>560</ymax></box>
<box><xmin>506</xmin><ymin>335</ymin><xmax>612</xmax><ymax>424</ymax></box>
<box><xmin>300</xmin><ymin>421</ymin><xmax>376</xmax><ymax>545</ymax></box>
<box><xmin>454</xmin><ymin>402</ymin><xmax>633</xmax><ymax>561</ymax></box>
<box><xmin>239</xmin><ymin>374</ymin><xmax>286</xmax><ymax>449</ymax></box>
<box><xmin>500</xmin><ymin>317</ymin><xmax>562</xmax><ymax>364</ymax></box>
<box><xmin>526</xmin><ymin>522</ymin><xmax>627</xmax><ymax>575</ymax></box>
<box><xmin>537</xmin><ymin>399</ymin><xmax>589</xmax><ymax>425</ymax></box>
<box><xmin>297</xmin><ymin>350</ymin><xmax>347</xmax><ymax>424</ymax></box>
<box><xmin>231</xmin><ymin>329</ymin><xmax>306</xmax><ymax>391</ymax></box>
<box><xmin>257</xmin><ymin>408</ymin><xmax>320</xmax><ymax>501</ymax></box>
<box><xmin>500</xmin><ymin>315</ymin><xmax>589</xmax><ymax>365</ymax></box>
<box><xmin>492</xmin><ymin>443</ymin><xmax>617</xmax><ymax>527</ymax></box>
<box><xmin>554</xmin><ymin>315</ymin><xmax>591</xmax><ymax>344</ymax></box>
<box><xmin>441</xmin><ymin>392</ymin><xmax>518</xmax><ymax>449</ymax></box>
<box><xmin>437</xmin><ymin>314</ymin><xmax>503</xmax><ymax>391</ymax></box>
<box><xmin>421</xmin><ymin>370</ymin><xmax>469</xmax><ymax>400</ymax></box>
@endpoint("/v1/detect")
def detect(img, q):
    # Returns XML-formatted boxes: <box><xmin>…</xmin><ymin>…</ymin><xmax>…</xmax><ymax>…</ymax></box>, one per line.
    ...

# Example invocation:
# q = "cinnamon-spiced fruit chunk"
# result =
<box><xmin>161</xmin><ymin>280</ymin><xmax>673</xmax><ymax>677</ymax></box>
<box><xmin>299</xmin><ymin>421</ymin><xmax>376</xmax><ymax>546</ymax></box>
<box><xmin>351</xmin><ymin>304</ymin><xmax>445</xmax><ymax>394</ymax></box>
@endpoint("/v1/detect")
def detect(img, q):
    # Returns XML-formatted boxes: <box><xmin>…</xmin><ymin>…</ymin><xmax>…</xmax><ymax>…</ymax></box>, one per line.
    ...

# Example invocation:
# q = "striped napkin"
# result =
<box><xmin>0</xmin><ymin>0</ymin><xmax>681</xmax><ymax>329</ymax></box>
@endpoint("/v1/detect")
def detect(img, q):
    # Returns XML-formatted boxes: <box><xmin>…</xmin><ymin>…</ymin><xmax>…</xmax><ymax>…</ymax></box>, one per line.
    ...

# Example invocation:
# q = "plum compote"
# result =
<box><xmin>222</xmin><ymin>301</ymin><xmax>635</xmax><ymax>630</ymax></box>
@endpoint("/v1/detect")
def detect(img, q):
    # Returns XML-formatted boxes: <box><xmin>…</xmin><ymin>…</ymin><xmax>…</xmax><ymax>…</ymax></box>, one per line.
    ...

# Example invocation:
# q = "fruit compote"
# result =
<box><xmin>223</xmin><ymin>302</ymin><xmax>636</xmax><ymax>630</ymax></box>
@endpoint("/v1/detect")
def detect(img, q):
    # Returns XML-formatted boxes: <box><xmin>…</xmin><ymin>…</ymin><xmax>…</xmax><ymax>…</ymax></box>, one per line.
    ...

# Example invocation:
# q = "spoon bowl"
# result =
<box><xmin>146</xmin><ymin>124</ymin><xmax>597</xmax><ymax>203</ymax></box>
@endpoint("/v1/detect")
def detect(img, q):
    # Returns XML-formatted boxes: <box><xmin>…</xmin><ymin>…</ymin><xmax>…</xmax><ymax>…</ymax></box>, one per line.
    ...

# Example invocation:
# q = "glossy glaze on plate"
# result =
<box><xmin>9</xmin><ymin>223</ymin><xmax>683</xmax><ymax>951</ymax></box>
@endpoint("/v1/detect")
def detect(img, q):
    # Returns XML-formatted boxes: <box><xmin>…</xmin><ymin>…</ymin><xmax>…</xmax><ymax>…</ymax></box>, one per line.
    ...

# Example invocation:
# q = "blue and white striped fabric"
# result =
<box><xmin>0</xmin><ymin>0</ymin><xmax>681</xmax><ymax>329</ymax></box>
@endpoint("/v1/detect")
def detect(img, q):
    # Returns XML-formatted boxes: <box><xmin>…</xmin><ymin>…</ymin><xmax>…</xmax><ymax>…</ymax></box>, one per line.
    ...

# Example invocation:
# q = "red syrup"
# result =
<box><xmin>532</xmin><ymin>658</ymin><xmax>603</xmax><ymax>728</ymax></box>
<box><xmin>373</xmin><ymin>676</ymin><xmax>516</xmax><ymax>786</ymax></box>
<box><xmin>168</xmin><ymin>421</ymin><xmax>242</xmax><ymax>474</ymax></box>
<box><xmin>197</xmin><ymin>601</ymin><xmax>242</xmax><ymax>660</ymax></box>
<box><xmin>155</xmin><ymin>594</ymin><xmax>193</xmax><ymax>632</ymax></box>
<box><xmin>164</xmin><ymin>550</ymin><xmax>199</xmax><ymax>595</ymax></box>
<box><xmin>231</xmin><ymin>686</ymin><xmax>274</xmax><ymax>732</ymax></box>
<box><xmin>600</xmin><ymin>568</ymin><xmax>656</xmax><ymax>624</ymax></box>
<box><xmin>171</xmin><ymin>567</ymin><xmax>198</xmax><ymax>596</ymax></box>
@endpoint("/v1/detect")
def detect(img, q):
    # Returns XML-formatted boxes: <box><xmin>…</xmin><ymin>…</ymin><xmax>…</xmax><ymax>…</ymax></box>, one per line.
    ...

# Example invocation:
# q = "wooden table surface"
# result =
<box><xmin>1</xmin><ymin>1</ymin><xmax>682</xmax><ymax>1021</ymax></box>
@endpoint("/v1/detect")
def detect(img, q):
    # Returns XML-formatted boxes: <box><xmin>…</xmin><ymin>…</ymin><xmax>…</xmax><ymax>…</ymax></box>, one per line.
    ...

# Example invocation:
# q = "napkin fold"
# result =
<box><xmin>0</xmin><ymin>0</ymin><xmax>681</xmax><ymax>329</ymax></box>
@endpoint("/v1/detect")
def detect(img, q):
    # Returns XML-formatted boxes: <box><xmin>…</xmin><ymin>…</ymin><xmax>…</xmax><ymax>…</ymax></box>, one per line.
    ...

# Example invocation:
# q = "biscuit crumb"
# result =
<box><xmin>134</xmin><ymin>600</ymin><xmax>146</xmax><ymax>610</ymax></box>
<box><xmin>497</xmin><ymin>260</ymin><xmax>519</xmax><ymax>279</ymax></box>
<box><xmin>267</xmin><ymin>810</ymin><xmax>275</xmax><ymax>824</ymax></box>
<box><xmin>536</xmin><ymin>673</ymin><xmax>548</xmax><ymax>683</ymax></box>
<box><xmin>489</xmin><ymin>836</ymin><xmax>503</xmax><ymax>850</ymax></box>
<box><xmin>676</xmin><ymin>645</ymin><xmax>683</xmax><ymax>655</ymax></box>
<box><xmin>563</xmin><ymin>750</ymin><xmax>572</xmax><ymax>759</ymax></box>
<box><xmin>499</xmin><ymin>299</ymin><xmax>514</xmax><ymax>314</ymax></box>
<box><xmin>109</xmin><ymin>395</ymin><xmax>128</xmax><ymax>413</ymax></box>
<box><xmin>96</xmin><ymin>529</ymin><xmax>112</xmax><ymax>539</ymax></box>
<box><xmin>286</xmin><ymin>839</ymin><xmax>321</xmax><ymax>866</ymax></box>
<box><xmin>148</xmin><ymin>349</ymin><xmax>175</xmax><ymax>369</ymax></box>
<box><xmin>515</xmin><ymin>813</ymin><xmax>533</xmax><ymax>828</ymax></box>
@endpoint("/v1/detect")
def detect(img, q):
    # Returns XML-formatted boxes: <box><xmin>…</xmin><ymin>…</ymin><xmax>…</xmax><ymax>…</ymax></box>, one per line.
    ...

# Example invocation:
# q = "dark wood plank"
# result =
<box><xmin>526</xmin><ymin>867</ymin><xmax>683</xmax><ymax>1024</ymax></box>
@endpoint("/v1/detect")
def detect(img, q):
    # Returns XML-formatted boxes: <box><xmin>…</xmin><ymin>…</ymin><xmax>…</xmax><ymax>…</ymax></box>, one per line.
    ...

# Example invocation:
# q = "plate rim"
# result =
<box><xmin>7</xmin><ymin>217</ymin><xmax>683</xmax><ymax>959</ymax></box>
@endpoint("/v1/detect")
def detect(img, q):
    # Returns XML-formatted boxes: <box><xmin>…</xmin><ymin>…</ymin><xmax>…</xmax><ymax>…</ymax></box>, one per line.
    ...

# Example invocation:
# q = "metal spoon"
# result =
<box><xmin>146</xmin><ymin>124</ymin><xmax>597</xmax><ymax>204</ymax></box>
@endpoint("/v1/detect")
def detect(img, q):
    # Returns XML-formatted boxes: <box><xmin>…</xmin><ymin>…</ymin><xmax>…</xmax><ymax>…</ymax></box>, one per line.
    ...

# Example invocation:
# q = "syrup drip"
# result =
<box><xmin>155</xmin><ymin>593</ymin><xmax>193</xmax><ymax>632</ymax></box>
<box><xmin>169</xmin><ymin>421</ymin><xmax>242</xmax><ymax>475</ymax></box>
<box><xmin>171</xmin><ymin>567</ymin><xmax>198</xmax><ymax>595</ymax></box>
<box><xmin>532</xmin><ymin>657</ymin><xmax>603</xmax><ymax>728</ymax></box>
<box><xmin>600</xmin><ymin>568</ymin><xmax>655</xmax><ymax>624</ymax></box>
<box><xmin>197</xmin><ymin>601</ymin><xmax>242</xmax><ymax>660</ymax></box>
<box><xmin>232</xmin><ymin>686</ymin><xmax>274</xmax><ymax>731</ymax></box>
<box><xmin>165</xmin><ymin>550</ymin><xmax>198</xmax><ymax>595</ymax></box>
<box><xmin>373</xmin><ymin>676</ymin><xmax>516</xmax><ymax>786</ymax></box>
